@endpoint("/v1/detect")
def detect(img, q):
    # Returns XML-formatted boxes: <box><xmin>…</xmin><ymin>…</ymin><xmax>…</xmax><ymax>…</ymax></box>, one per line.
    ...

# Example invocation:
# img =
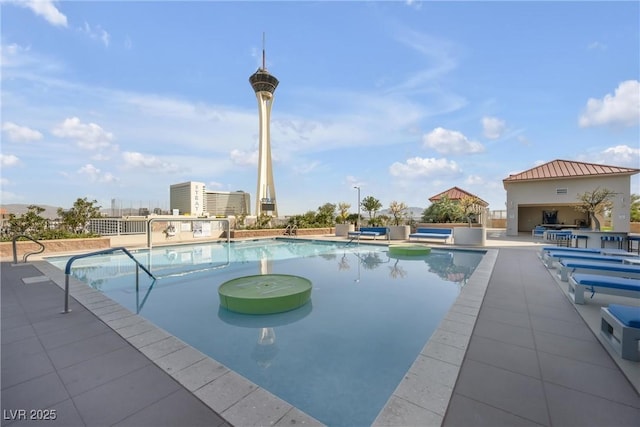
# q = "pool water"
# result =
<box><xmin>48</xmin><ymin>239</ymin><xmax>484</xmax><ymax>426</ymax></box>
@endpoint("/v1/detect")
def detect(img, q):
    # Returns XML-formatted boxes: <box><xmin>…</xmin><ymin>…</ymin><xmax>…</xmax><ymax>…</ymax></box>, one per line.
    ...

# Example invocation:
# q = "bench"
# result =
<box><xmin>600</xmin><ymin>304</ymin><xmax>640</xmax><ymax>361</ymax></box>
<box><xmin>558</xmin><ymin>259</ymin><xmax>640</xmax><ymax>282</ymax></box>
<box><xmin>568</xmin><ymin>273</ymin><xmax>640</xmax><ymax>304</ymax></box>
<box><xmin>542</xmin><ymin>251</ymin><xmax>630</xmax><ymax>269</ymax></box>
<box><xmin>409</xmin><ymin>228</ymin><xmax>453</xmax><ymax>244</ymax></box>
<box><xmin>347</xmin><ymin>227</ymin><xmax>389</xmax><ymax>241</ymax></box>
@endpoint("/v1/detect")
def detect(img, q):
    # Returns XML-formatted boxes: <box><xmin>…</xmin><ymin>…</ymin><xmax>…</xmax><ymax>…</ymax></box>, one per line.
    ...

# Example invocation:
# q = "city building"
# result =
<box><xmin>169</xmin><ymin>181</ymin><xmax>250</xmax><ymax>217</ymax></box>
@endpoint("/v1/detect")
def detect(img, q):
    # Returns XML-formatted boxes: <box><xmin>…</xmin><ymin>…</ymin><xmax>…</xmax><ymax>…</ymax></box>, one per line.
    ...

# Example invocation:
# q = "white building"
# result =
<box><xmin>170</xmin><ymin>181</ymin><xmax>206</xmax><ymax>216</ymax></box>
<box><xmin>503</xmin><ymin>159</ymin><xmax>639</xmax><ymax>236</ymax></box>
<box><xmin>204</xmin><ymin>190</ymin><xmax>250</xmax><ymax>217</ymax></box>
<box><xmin>169</xmin><ymin>181</ymin><xmax>250</xmax><ymax>217</ymax></box>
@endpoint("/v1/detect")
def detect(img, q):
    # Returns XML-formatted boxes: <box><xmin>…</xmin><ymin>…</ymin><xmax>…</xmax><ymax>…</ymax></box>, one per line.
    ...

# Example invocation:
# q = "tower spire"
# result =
<box><xmin>262</xmin><ymin>32</ymin><xmax>266</xmax><ymax>70</ymax></box>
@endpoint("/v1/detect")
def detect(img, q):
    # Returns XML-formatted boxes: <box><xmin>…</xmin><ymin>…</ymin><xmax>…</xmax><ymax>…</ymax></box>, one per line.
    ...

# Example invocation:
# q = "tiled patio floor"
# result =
<box><xmin>1</xmin><ymin>262</ymin><xmax>229</xmax><ymax>427</ymax></box>
<box><xmin>442</xmin><ymin>247</ymin><xmax>640</xmax><ymax>426</ymax></box>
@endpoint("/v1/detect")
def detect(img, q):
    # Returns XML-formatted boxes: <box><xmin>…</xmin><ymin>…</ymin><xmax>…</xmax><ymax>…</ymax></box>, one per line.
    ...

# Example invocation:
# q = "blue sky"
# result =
<box><xmin>1</xmin><ymin>1</ymin><xmax>639</xmax><ymax>216</ymax></box>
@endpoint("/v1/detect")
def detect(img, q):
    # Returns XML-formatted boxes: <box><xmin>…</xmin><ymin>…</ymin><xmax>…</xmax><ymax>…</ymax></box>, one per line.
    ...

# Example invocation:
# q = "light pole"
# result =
<box><xmin>354</xmin><ymin>186</ymin><xmax>360</xmax><ymax>230</ymax></box>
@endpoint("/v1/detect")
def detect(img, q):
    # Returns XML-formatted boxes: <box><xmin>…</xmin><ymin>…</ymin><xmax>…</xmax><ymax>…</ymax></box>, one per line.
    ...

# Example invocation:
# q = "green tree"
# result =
<box><xmin>458</xmin><ymin>196</ymin><xmax>482</xmax><ymax>227</ymax></box>
<box><xmin>58</xmin><ymin>198</ymin><xmax>102</xmax><ymax>233</ymax></box>
<box><xmin>361</xmin><ymin>196</ymin><xmax>382</xmax><ymax>224</ymax></box>
<box><xmin>316</xmin><ymin>203</ymin><xmax>336</xmax><ymax>227</ymax></box>
<box><xmin>630</xmin><ymin>193</ymin><xmax>640</xmax><ymax>222</ymax></box>
<box><xmin>8</xmin><ymin>205</ymin><xmax>49</xmax><ymax>236</ymax></box>
<box><xmin>388</xmin><ymin>201</ymin><xmax>408</xmax><ymax>226</ymax></box>
<box><xmin>573</xmin><ymin>187</ymin><xmax>616</xmax><ymax>231</ymax></box>
<box><xmin>421</xmin><ymin>196</ymin><xmax>463</xmax><ymax>223</ymax></box>
<box><xmin>336</xmin><ymin>202</ymin><xmax>351</xmax><ymax>224</ymax></box>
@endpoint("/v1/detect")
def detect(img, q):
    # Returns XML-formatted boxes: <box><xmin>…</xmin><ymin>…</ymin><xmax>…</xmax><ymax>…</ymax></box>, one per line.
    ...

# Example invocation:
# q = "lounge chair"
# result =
<box><xmin>532</xmin><ymin>226</ymin><xmax>545</xmax><ymax>239</ymax></box>
<box><xmin>408</xmin><ymin>228</ymin><xmax>453</xmax><ymax>244</ymax></box>
<box><xmin>537</xmin><ymin>246</ymin><xmax>599</xmax><ymax>260</ymax></box>
<box><xmin>568</xmin><ymin>273</ymin><xmax>640</xmax><ymax>304</ymax></box>
<box><xmin>558</xmin><ymin>259</ymin><xmax>640</xmax><ymax>281</ymax></box>
<box><xmin>600</xmin><ymin>304</ymin><xmax>640</xmax><ymax>361</ymax></box>
<box><xmin>543</xmin><ymin>252</ymin><xmax>632</xmax><ymax>269</ymax></box>
<box><xmin>347</xmin><ymin>227</ymin><xmax>390</xmax><ymax>242</ymax></box>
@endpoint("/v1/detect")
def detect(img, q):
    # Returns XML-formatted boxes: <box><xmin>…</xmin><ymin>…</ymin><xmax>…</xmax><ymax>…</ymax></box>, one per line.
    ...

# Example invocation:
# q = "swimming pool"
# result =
<box><xmin>48</xmin><ymin>239</ymin><xmax>485</xmax><ymax>426</ymax></box>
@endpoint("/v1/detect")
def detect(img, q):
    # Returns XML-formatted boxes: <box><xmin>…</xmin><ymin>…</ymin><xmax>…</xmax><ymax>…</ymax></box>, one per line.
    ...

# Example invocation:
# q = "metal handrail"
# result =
<box><xmin>12</xmin><ymin>235</ymin><xmax>45</xmax><ymax>263</ymax></box>
<box><xmin>283</xmin><ymin>224</ymin><xmax>298</xmax><ymax>236</ymax></box>
<box><xmin>63</xmin><ymin>247</ymin><xmax>156</xmax><ymax>313</ymax></box>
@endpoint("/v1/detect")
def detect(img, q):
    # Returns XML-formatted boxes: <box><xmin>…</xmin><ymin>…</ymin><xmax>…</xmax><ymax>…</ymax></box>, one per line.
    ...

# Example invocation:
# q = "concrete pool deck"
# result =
<box><xmin>2</xmin><ymin>231</ymin><xmax>639</xmax><ymax>426</ymax></box>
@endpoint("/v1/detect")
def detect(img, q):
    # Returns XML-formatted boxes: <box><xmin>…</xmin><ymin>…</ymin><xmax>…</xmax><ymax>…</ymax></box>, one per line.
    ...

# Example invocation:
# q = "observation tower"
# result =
<box><xmin>249</xmin><ymin>37</ymin><xmax>279</xmax><ymax>218</ymax></box>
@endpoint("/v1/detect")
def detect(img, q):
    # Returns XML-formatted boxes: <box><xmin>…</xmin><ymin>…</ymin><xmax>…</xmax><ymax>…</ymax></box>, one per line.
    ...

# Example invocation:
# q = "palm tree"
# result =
<box><xmin>361</xmin><ymin>196</ymin><xmax>382</xmax><ymax>225</ymax></box>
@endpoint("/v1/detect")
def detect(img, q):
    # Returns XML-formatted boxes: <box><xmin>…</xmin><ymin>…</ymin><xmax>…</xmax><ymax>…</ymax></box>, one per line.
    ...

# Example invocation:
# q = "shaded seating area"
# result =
<box><xmin>600</xmin><ymin>304</ymin><xmax>640</xmax><ymax>361</ymax></box>
<box><xmin>568</xmin><ymin>273</ymin><xmax>640</xmax><ymax>304</ymax></box>
<box><xmin>601</xmin><ymin>235</ymin><xmax>625</xmax><ymax>249</ymax></box>
<box><xmin>627</xmin><ymin>235</ymin><xmax>640</xmax><ymax>255</ymax></box>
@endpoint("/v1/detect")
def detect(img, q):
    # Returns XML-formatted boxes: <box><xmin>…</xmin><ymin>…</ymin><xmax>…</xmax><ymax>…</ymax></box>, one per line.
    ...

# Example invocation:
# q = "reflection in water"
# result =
<box><xmin>218</xmin><ymin>302</ymin><xmax>313</xmax><ymax>369</ymax></box>
<box><xmin>335</xmin><ymin>248</ymin><xmax>481</xmax><ymax>285</ymax></box>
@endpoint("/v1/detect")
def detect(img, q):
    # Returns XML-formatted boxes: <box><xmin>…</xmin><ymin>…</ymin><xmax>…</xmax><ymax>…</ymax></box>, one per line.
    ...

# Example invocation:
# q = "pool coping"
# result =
<box><xmin>32</xmin><ymin>242</ymin><xmax>499</xmax><ymax>427</ymax></box>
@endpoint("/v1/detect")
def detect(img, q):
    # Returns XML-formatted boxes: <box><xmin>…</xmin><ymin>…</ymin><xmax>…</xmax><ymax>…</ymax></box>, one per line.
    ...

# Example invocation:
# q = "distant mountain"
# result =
<box><xmin>0</xmin><ymin>204</ymin><xmax>63</xmax><ymax>219</ymax></box>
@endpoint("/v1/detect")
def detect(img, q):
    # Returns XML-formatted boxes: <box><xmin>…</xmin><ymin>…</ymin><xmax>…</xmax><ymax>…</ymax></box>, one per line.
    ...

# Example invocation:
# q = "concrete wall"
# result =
<box><xmin>1</xmin><ymin>237</ymin><xmax>111</xmax><ymax>261</ymax></box>
<box><xmin>505</xmin><ymin>175</ymin><xmax>632</xmax><ymax>235</ymax></box>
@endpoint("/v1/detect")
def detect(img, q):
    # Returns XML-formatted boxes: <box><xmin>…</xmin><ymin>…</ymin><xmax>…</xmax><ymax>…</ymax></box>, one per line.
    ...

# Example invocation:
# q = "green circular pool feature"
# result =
<box><xmin>389</xmin><ymin>244</ymin><xmax>432</xmax><ymax>256</ymax></box>
<box><xmin>218</xmin><ymin>274</ymin><xmax>312</xmax><ymax>315</ymax></box>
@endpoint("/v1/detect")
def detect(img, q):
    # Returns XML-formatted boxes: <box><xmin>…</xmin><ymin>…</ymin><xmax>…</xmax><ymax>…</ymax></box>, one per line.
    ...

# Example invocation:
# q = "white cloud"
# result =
<box><xmin>52</xmin><ymin>117</ymin><xmax>114</xmax><ymax>150</ymax></box>
<box><xmin>78</xmin><ymin>164</ymin><xmax>99</xmax><ymax>181</ymax></box>
<box><xmin>79</xmin><ymin>22</ymin><xmax>110</xmax><ymax>47</ymax></box>
<box><xmin>389</xmin><ymin>157</ymin><xmax>461</xmax><ymax>178</ymax></box>
<box><xmin>579</xmin><ymin>80</ymin><xmax>640</xmax><ymax>128</ymax></box>
<box><xmin>0</xmin><ymin>154</ymin><xmax>20</xmax><ymax>167</ymax></box>
<box><xmin>599</xmin><ymin>145</ymin><xmax>640</xmax><ymax>168</ymax></box>
<box><xmin>390</xmin><ymin>29</ymin><xmax>458</xmax><ymax>93</ymax></box>
<box><xmin>423</xmin><ymin>127</ymin><xmax>484</xmax><ymax>154</ymax></box>
<box><xmin>207</xmin><ymin>181</ymin><xmax>224</xmax><ymax>190</ymax></box>
<box><xmin>482</xmin><ymin>116</ymin><xmax>506</xmax><ymax>140</ymax></box>
<box><xmin>405</xmin><ymin>0</ymin><xmax>422</xmax><ymax>10</ymax></box>
<box><xmin>587</xmin><ymin>41</ymin><xmax>607</xmax><ymax>50</ymax></box>
<box><xmin>292</xmin><ymin>161</ymin><xmax>320</xmax><ymax>175</ymax></box>
<box><xmin>2</xmin><ymin>121</ymin><xmax>43</xmax><ymax>142</ymax></box>
<box><xmin>465</xmin><ymin>175</ymin><xmax>484</xmax><ymax>185</ymax></box>
<box><xmin>230</xmin><ymin>149</ymin><xmax>258</xmax><ymax>166</ymax></box>
<box><xmin>12</xmin><ymin>0</ymin><xmax>68</xmax><ymax>27</ymax></box>
<box><xmin>122</xmin><ymin>152</ymin><xmax>180</xmax><ymax>173</ymax></box>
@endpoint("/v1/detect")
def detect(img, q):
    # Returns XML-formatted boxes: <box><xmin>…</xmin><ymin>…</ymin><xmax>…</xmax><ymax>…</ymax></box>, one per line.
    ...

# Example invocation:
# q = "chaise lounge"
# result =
<box><xmin>558</xmin><ymin>259</ymin><xmax>640</xmax><ymax>281</ymax></box>
<box><xmin>568</xmin><ymin>273</ymin><xmax>640</xmax><ymax>304</ymax></box>
<box><xmin>543</xmin><ymin>251</ymin><xmax>632</xmax><ymax>269</ymax></box>
<box><xmin>409</xmin><ymin>228</ymin><xmax>453</xmax><ymax>244</ymax></box>
<box><xmin>600</xmin><ymin>304</ymin><xmax>640</xmax><ymax>361</ymax></box>
<box><xmin>347</xmin><ymin>227</ymin><xmax>390</xmax><ymax>242</ymax></box>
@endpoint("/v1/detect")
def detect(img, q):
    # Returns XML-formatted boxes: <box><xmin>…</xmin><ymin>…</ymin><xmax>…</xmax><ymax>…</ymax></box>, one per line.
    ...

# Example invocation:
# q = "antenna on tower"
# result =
<box><xmin>262</xmin><ymin>32</ymin><xmax>266</xmax><ymax>70</ymax></box>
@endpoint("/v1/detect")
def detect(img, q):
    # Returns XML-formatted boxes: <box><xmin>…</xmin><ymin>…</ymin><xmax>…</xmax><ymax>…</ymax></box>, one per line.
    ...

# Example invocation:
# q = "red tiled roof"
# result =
<box><xmin>503</xmin><ymin>159</ymin><xmax>640</xmax><ymax>183</ymax></box>
<box><xmin>429</xmin><ymin>186</ymin><xmax>489</xmax><ymax>206</ymax></box>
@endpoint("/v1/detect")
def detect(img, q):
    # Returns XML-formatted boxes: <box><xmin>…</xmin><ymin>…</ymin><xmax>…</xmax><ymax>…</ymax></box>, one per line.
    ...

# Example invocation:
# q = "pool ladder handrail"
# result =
<box><xmin>63</xmin><ymin>247</ymin><xmax>156</xmax><ymax>313</ymax></box>
<box><xmin>284</xmin><ymin>224</ymin><xmax>297</xmax><ymax>236</ymax></box>
<box><xmin>12</xmin><ymin>234</ymin><xmax>45</xmax><ymax>263</ymax></box>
